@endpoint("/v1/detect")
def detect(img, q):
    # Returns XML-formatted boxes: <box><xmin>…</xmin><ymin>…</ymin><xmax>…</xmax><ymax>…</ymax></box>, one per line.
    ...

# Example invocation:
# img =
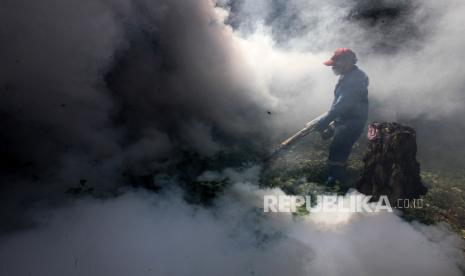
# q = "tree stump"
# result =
<box><xmin>357</xmin><ymin>122</ymin><xmax>427</xmax><ymax>203</ymax></box>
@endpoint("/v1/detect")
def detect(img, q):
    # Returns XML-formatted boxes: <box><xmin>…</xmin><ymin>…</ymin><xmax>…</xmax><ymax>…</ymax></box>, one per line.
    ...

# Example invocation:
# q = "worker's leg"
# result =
<box><xmin>326</xmin><ymin>124</ymin><xmax>363</xmax><ymax>186</ymax></box>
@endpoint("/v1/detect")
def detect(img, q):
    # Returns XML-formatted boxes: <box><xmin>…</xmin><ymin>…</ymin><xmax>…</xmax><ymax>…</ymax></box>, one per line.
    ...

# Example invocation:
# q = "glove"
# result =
<box><xmin>320</xmin><ymin>122</ymin><xmax>335</xmax><ymax>140</ymax></box>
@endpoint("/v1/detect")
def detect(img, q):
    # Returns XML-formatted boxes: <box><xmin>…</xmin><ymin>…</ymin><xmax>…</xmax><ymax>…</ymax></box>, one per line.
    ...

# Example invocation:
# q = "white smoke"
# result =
<box><xmin>0</xmin><ymin>167</ymin><xmax>463</xmax><ymax>276</ymax></box>
<box><xmin>1</xmin><ymin>0</ymin><xmax>465</xmax><ymax>275</ymax></box>
<box><xmin>225</xmin><ymin>0</ymin><xmax>465</xmax><ymax>122</ymax></box>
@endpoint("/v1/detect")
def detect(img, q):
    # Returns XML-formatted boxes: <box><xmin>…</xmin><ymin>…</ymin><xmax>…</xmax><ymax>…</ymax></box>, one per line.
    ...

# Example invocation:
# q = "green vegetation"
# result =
<box><xmin>64</xmin><ymin>132</ymin><xmax>465</xmax><ymax>239</ymax></box>
<box><xmin>262</xmin><ymin>133</ymin><xmax>465</xmax><ymax>239</ymax></box>
<box><xmin>403</xmin><ymin>171</ymin><xmax>465</xmax><ymax>235</ymax></box>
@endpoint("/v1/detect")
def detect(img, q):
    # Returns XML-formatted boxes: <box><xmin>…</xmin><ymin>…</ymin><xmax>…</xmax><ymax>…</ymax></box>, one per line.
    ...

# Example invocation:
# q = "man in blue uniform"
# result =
<box><xmin>316</xmin><ymin>48</ymin><xmax>369</xmax><ymax>186</ymax></box>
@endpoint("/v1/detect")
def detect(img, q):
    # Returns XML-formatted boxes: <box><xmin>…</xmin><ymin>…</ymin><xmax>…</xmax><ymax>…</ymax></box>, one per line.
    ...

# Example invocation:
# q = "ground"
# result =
<box><xmin>261</xmin><ymin>132</ymin><xmax>465</xmax><ymax>239</ymax></box>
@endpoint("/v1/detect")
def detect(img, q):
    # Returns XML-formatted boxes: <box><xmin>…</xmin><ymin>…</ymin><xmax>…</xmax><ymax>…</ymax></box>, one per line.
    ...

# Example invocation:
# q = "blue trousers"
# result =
<box><xmin>327</xmin><ymin>123</ymin><xmax>364</xmax><ymax>183</ymax></box>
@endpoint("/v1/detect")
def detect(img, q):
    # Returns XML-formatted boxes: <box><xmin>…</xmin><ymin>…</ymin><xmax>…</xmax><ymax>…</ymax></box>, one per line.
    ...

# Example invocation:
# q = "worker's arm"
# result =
<box><xmin>316</xmin><ymin>79</ymin><xmax>363</xmax><ymax>130</ymax></box>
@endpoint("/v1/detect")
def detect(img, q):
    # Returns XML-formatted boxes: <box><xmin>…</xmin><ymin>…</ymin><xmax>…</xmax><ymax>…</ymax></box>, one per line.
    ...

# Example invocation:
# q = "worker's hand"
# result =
<box><xmin>314</xmin><ymin>120</ymin><xmax>327</xmax><ymax>132</ymax></box>
<box><xmin>320</xmin><ymin>122</ymin><xmax>335</xmax><ymax>140</ymax></box>
<box><xmin>320</xmin><ymin>129</ymin><xmax>333</xmax><ymax>140</ymax></box>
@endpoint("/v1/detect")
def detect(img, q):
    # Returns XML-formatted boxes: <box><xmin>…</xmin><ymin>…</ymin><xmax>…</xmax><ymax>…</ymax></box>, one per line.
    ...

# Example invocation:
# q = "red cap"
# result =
<box><xmin>323</xmin><ymin>48</ymin><xmax>356</xmax><ymax>66</ymax></box>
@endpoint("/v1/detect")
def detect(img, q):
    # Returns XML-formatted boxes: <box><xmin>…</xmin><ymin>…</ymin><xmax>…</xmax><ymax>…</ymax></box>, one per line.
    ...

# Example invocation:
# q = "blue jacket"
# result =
<box><xmin>317</xmin><ymin>66</ymin><xmax>369</xmax><ymax>130</ymax></box>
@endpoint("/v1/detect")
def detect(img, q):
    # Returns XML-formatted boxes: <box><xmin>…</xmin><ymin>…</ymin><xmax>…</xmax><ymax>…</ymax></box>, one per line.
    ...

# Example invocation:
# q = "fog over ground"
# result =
<box><xmin>0</xmin><ymin>0</ymin><xmax>464</xmax><ymax>275</ymax></box>
<box><xmin>1</xmin><ymin>166</ymin><xmax>464</xmax><ymax>276</ymax></box>
<box><xmin>225</xmin><ymin>0</ymin><xmax>465</xmax><ymax>167</ymax></box>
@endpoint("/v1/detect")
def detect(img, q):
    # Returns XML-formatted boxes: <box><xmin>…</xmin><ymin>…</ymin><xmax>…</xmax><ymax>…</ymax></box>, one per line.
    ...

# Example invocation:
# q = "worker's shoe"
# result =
<box><xmin>325</xmin><ymin>176</ymin><xmax>339</xmax><ymax>187</ymax></box>
<box><xmin>326</xmin><ymin>162</ymin><xmax>346</xmax><ymax>187</ymax></box>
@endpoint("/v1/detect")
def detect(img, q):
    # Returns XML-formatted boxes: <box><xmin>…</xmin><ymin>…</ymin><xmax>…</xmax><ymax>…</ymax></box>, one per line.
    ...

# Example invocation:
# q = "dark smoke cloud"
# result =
<box><xmin>222</xmin><ymin>0</ymin><xmax>422</xmax><ymax>51</ymax></box>
<box><xmin>0</xmin><ymin>0</ymin><xmax>272</xmax><ymax>230</ymax></box>
<box><xmin>1</xmin><ymin>0</ymin><xmax>465</xmax><ymax>274</ymax></box>
<box><xmin>0</xmin><ymin>0</ymin><xmax>269</xmax><ymax>174</ymax></box>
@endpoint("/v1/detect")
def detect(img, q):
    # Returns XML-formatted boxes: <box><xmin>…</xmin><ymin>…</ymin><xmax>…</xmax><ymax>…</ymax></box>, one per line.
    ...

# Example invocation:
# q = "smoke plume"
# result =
<box><xmin>0</xmin><ymin>167</ymin><xmax>463</xmax><ymax>275</ymax></box>
<box><xmin>0</xmin><ymin>0</ymin><xmax>464</xmax><ymax>275</ymax></box>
